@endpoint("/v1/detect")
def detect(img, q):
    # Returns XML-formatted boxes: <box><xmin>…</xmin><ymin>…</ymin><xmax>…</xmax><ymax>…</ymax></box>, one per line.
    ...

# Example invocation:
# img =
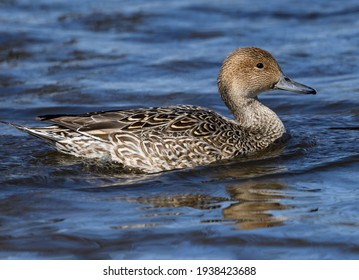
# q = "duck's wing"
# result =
<box><xmin>37</xmin><ymin>105</ymin><xmax>233</xmax><ymax>141</ymax></box>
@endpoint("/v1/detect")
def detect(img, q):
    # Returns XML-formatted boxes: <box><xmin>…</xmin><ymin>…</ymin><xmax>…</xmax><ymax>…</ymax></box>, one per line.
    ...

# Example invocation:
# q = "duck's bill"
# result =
<box><xmin>274</xmin><ymin>74</ymin><xmax>316</xmax><ymax>94</ymax></box>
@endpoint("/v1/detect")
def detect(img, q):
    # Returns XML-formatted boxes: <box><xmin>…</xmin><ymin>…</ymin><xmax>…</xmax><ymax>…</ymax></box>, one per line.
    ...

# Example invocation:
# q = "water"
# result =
<box><xmin>0</xmin><ymin>0</ymin><xmax>358</xmax><ymax>259</ymax></box>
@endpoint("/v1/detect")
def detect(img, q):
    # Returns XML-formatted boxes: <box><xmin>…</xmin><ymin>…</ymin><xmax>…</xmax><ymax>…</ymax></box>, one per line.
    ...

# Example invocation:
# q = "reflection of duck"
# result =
<box><xmin>223</xmin><ymin>182</ymin><xmax>291</xmax><ymax>230</ymax></box>
<box><xmin>0</xmin><ymin>48</ymin><xmax>315</xmax><ymax>173</ymax></box>
<box><xmin>120</xmin><ymin>193</ymin><xmax>229</xmax><ymax>210</ymax></box>
<box><xmin>113</xmin><ymin>181</ymin><xmax>291</xmax><ymax>231</ymax></box>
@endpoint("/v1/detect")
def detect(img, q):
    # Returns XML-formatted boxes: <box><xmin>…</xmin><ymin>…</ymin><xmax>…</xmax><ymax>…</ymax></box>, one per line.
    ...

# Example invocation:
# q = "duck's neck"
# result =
<box><xmin>229</xmin><ymin>97</ymin><xmax>286</xmax><ymax>143</ymax></box>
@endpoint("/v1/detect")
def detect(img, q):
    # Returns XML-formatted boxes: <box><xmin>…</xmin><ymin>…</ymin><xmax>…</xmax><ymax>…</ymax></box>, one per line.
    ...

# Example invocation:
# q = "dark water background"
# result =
<box><xmin>0</xmin><ymin>0</ymin><xmax>358</xmax><ymax>259</ymax></box>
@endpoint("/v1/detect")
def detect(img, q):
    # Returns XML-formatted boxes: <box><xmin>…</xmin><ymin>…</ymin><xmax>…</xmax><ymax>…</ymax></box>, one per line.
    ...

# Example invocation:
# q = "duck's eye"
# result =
<box><xmin>256</xmin><ymin>63</ymin><xmax>264</xmax><ymax>69</ymax></box>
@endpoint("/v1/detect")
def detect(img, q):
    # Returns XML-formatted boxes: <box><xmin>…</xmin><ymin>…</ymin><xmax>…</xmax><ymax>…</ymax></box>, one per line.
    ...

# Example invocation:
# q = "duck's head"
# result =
<box><xmin>217</xmin><ymin>47</ymin><xmax>316</xmax><ymax>105</ymax></box>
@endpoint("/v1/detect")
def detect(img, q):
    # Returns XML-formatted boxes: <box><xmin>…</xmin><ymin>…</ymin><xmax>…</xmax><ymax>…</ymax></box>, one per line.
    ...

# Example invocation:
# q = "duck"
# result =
<box><xmin>0</xmin><ymin>47</ymin><xmax>316</xmax><ymax>173</ymax></box>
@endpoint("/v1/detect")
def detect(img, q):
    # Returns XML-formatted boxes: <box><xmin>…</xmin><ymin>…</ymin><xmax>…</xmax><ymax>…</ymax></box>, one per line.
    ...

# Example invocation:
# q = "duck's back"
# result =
<box><xmin>37</xmin><ymin>105</ymin><xmax>246</xmax><ymax>172</ymax></box>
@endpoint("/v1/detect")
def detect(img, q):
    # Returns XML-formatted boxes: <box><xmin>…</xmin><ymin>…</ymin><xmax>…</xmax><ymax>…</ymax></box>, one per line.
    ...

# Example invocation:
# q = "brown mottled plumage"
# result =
<box><xmin>0</xmin><ymin>48</ymin><xmax>316</xmax><ymax>173</ymax></box>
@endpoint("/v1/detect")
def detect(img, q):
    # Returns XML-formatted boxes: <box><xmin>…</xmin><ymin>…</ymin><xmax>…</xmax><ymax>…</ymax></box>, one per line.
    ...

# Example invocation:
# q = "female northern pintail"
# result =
<box><xmin>1</xmin><ymin>48</ymin><xmax>316</xmax><ymax>173</ymax></box>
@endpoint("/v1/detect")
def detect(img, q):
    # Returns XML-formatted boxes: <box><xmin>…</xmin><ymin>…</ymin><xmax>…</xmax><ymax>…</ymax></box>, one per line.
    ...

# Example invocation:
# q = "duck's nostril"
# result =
<box><xmin>284</xmin><ymin>77</ymin><xmax>291</xmax><ymax>82</ymax></box>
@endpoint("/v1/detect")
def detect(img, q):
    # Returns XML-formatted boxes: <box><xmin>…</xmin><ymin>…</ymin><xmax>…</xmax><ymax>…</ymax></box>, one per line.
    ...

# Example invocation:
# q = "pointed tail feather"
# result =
<box><xmin>0</xmin><ymin>120</ymin><xmax>60</xmax><ymax>143</ymax></box>
<box><xmin>0</xmin><ymin>120</ymin><xmax>31</xmax><ymax>132</ymax></box>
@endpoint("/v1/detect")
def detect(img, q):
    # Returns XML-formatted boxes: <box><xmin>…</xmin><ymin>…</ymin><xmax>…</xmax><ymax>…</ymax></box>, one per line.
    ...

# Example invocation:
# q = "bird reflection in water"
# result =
<box><xmin>223</xmin><ymin>182</ymin><xmax>292</xmax><ymax>230</ymax></box>
<box><xmin>115</xmin><ymin>181</ymin><xmax>292</xmax><ymax>231</ymax></box>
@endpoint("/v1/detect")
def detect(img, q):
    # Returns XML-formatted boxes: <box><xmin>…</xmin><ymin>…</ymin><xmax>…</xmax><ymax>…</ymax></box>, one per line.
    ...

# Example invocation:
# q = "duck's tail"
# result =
<box><xmin>0</xmin><ymin>120</ymin><xmax>61</xmax><ymax>144</ymax></box>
